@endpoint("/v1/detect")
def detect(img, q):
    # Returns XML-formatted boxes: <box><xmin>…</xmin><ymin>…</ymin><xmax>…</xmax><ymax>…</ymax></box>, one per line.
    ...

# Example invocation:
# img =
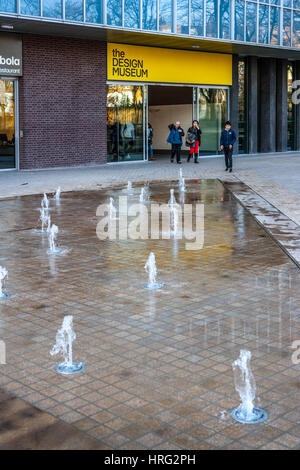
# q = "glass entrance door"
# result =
<box><xmin>107</xmin><ymin>84</ymin><xmax>145</xmax><ymax>162</ymax></box>
<box><xmin>0</xmin><ymin>79</ymin><xmax>16</xmax><ymax>169</ymax></box>
<box><xmin>193</xmin><ymin>87</ymin><xmax>229</xmax><ymax>155</ymax></box>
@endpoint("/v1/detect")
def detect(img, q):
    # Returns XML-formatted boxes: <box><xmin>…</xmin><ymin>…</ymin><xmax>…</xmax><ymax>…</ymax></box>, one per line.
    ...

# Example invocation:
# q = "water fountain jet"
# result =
<box><xmin>50</xmin><ymin>315</ymin><xmax>85</xmax><ymax>375</ymax></box>
<box><xmin>231</xmin><ymin>350</ymin><xmax>267</xmax><ymax>424</ymax></box>
<box><xmin>143</xmin><ymin>252</ymin><xmax>163</xmax><ymax>290</ymax></box>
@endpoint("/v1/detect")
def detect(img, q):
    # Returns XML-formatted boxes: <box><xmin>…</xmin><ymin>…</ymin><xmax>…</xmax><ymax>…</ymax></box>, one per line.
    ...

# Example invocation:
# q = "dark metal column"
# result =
<box><xmin>248</xmin><ymin>56</ymin><xmax>258</xmax><ymax>154</ymax></box>
<box><xmin>276</xmin><ymin>59</ymin><xmax>288</xmax><ymax>152</ymax></box>
<box><xmin>259</xmin><ymin>58</ymin><xmax>277</xmax><ymax>153</ymax></box>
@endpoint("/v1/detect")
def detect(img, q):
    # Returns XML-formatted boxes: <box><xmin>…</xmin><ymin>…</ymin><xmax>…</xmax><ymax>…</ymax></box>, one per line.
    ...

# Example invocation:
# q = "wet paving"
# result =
<box><xmin>0</xmin><ymin>179</ymin><xmax>299</xmax><ymax>449</ymax></box>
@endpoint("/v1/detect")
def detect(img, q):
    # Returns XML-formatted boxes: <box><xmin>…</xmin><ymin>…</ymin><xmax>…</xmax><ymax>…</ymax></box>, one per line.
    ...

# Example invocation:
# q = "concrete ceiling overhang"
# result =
<box><xmin>1</xmin><ymin>14</ymin><xmax>300</xmax><ymax>59</ymax></box>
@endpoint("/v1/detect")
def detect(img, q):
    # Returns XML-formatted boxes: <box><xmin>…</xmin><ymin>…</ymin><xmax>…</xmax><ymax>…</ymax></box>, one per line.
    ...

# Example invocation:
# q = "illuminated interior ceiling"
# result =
<box><xmin>1</xmin><ymin>15</ymin><xmax>300</xmax><ymax>59</ymax></box>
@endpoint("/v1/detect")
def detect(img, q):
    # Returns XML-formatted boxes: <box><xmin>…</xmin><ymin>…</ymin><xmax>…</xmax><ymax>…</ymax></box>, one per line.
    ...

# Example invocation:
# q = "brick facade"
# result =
<box><xmin>19</xmin><ymin>34</ymin><xmax>107</xmax><ymax>169</ymax></box>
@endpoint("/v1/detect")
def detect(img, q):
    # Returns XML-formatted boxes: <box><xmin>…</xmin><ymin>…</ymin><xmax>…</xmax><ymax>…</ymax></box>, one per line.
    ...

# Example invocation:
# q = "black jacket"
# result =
<box><xmin>186</xmin><ymin>127</ymin><xmax>202</xmax><ymax>147</ymax></box>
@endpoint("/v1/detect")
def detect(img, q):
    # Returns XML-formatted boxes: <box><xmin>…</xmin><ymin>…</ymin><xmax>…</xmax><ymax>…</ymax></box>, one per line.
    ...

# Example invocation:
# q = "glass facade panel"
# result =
<box><xmin>21</xmin><ymin>0</ymin><xmax>40</xmax><ymax>15</ymax></box>
<box><xmin>177</xmin><ymin>0</ymin><xmax>189</xmax><ymax>34</ymax></box>
<box><xmin>143</xmin><ymin>0</ymin><xmax>157</xmax><ymax>30</ymax></box>
<box><xmin>65</xmin><ymin>0</ymin><xmax>83</xmax><ymax>21</ymax></box>
<box><xmin>287</xmin><ymin>64</ymin><xmax>296</xmax><ymax>151</ymax></box>
<box><xmin>235</xmin><ymin>0</ymin><xmax>245</xmax><ymax>41</ymax></box>
<box><xmin>107</xmin><ymin>0</ymin><xmax>122</xmax><ymax>26</ymax></box>
<box><xmin>43</xmin><ymin>0</ymin><xmax>63</xmax><ymax>18</ymax></box>
<box><xmin>246</xmin><ymin>2</ymin><xmax>257</xmax><ymax>42</ymax></box>
<box><xmin>124</xmin><ymin>0</ymin><xmax>140</xmax><ymax>28</ymax></box>
<box><xmin>0</xmin><ymin>0</ymin><xmax>16</xmax><ymax>13</ymax></box>
<box><xmin>206</xmin><ymin>0</ymin><xmax>218</xmax><ymax>38</ymax></box>
<box><xmin>259</xmin><ymin>5</ymin><xmax>269</xmax><ymax>44</ymax></box>
<box><xmin>107</xmin><ymin>85</ymin><xmax>144</xmax><ymax>162</ymax></box>
<box><xmin>86</xmin><ymin>0</ymin><xmax>103</xmax><ymax>23</ymax></box>
<box><xmin>293</xmin><ymin>0</ymin><xmax>300</xmax><ymax>9</ymax></box>
<box><xmin>0</xmin><ymin>80</ymin><xmax>15</xmax><ymax>170</ymax></box>
<box><xmin>283</xmin><ymin>9</ymin><xmax>291</xmax><ymax>46</ymax></box>
<box><xmin>190</xmin><ymin>0</ymin><xmax>204</xmax><ymax>36</ymax></box>
<box><xmin>198</xmin><ymin>88</ymin><xmax>228</xmax><ymax>155</ymax></box>
<box><xmin>270</xmin><ymin>6</ymin><xmax>279</xmax><ymax>45</ymax></box>
<box><xmin>159</xmin><ymin>0</ymin><xmax>173</xmax><ymax>32</ymax></box>
<box><xmin>219</xmin><ymin>0</ymin><xmax>230</xmax><ymax>39</ymax></box>
<box><xmin>238</xmin><ymin>59</ymin><xmax>248</xmax><ymax>154</ymax></box>
<box><xmin>283</xmin><ymin>0</ymin><xmax>291</xmax><ymax>6</ymax></box>
<box><xmin>293</xmin><ymin>10</ymin><xmax>300</xmax><ymax>47</ymax></box>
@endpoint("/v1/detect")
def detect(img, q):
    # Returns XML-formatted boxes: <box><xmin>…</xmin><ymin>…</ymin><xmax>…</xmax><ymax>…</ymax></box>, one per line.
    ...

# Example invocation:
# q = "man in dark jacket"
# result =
<box><xmin>167</xmin><ymin>121</ymin><xmax>185</xmax><ymax>164</ymax></box>
<box><xmin>220</xmin><ymin>121</ymin><xmax>237</xmax><ymax>172</ymax></box>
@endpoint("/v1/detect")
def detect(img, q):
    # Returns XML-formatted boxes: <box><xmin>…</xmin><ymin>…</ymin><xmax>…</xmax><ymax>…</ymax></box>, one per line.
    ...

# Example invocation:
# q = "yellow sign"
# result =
<box><xmin>107</xmin><ymin>43</ymin><xmax>232</xmax><ymax>86</ymax></box>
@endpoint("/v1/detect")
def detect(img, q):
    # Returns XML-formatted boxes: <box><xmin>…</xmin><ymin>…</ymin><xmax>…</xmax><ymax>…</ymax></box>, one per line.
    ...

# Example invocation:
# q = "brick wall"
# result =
<box><xmin>19</xmin><ymin>34</ymin><xmax>107</xmax><ymax>169</ymax></box>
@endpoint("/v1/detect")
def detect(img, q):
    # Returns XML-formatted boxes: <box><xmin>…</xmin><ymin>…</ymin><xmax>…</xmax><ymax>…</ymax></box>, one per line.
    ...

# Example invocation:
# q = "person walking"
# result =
<box><xmin>167</xmin><ymin>121</ymin><xmax>185</xmax><ymax>164</ymax></box>
<box><xmin>220</xmin><ymin>121</ymin><xmax>237</xmax><ymax>172</ymax></box>
<box><xmin>186</xmin><ymin>120</ymin><xmax>202</xmax><ymax>164</ymax></box>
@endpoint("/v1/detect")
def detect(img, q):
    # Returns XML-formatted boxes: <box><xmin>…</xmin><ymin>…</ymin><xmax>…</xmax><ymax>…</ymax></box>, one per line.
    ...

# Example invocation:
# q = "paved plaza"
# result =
<box><xmin>0</xmin><ymin>172</ymin><xmax>299</xmax><ymax>450</ymax></box>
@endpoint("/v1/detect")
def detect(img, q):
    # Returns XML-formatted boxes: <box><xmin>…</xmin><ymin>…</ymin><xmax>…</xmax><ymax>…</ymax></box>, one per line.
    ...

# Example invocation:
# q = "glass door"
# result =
<box><xmin>198</xmin><ymin>88</ymin><xmax>228</xmax><ymax>155</ymax></box>
<box><xmin>0</xmin><ymin>79</ymin><xmax>16</xmax><ymax>170</ymax></box>
<box><xmin>107</xmin><ymin>84</ymin><xmax>145</xmax><ymax>162</ymax></box>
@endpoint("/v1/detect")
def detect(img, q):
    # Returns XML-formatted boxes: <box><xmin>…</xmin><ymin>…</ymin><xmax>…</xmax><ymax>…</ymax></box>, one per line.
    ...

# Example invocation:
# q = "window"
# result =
<box><xmin>143</xmin><ymin>0</ymin><xmax>157</xmax><ymax>30</ymax></box>
<box><xmin>246</xmin><ymin>2</ymin><xmax>257</xmax><ymax>42</ymax></box>
<box><xmin>66</xmin><ymin>0</ymin><xmax>83</xmax><ymax>21</ymax></box>
<box><xmin>293</xmin><ymin>10</ymin><xmax>300</xmax><ymax>47</ymax></box>
<box><xmin>235</xmin><ymin>0</ymin><xmax>245</xmax><ymax>41</ymax></box>
<box><xmin>206</xmin><ymin>0</ymin><xmax>218</xmax><ymax>38</ymax></box>
<box><xmin>21</xmin><ymin>0</ymin><xmax>40</xmax><ymax>15</ymax></box>
<box><xmin>159</xmin><ymin>0</ymin><xmax>173</xmax><ymax>32</ymax></box>
<box><xmin>259</xmin><ymin>4</ymin><xmax>269</xmax><ymax>44</ymax></box>
<box><xmin>190</xmin><ymin>0</ymin><xmax>204</xmax><ymax>36</ymax></box>
<box><xmin>43</xmin><ymin>0</ymin><xmax>63</xmax><ymax>18</ymax></box>
<box><xmin>238</xmin><ymin>59</ymin><xmax>248</xmax><ymax>153</ymax></box>
<box><xmin>219</xmin><ymin>0</ymin><xmax>230</xmax><ymax>39</ymax></box>
<box><xmin>107</xmin><ymin>0</ymin><xmax>122</xmax><ymax>25</ymax></box>
<box><xmin>0</xmin><ymin>0</ymin><xmax>16</xmax><ymax>13</ymax></box>
<box><xmin>177</xmin><ymin>0</ymin><xmax>189</xmax><ymax>34</ymax></box>
<box><xmin>124</xmin><ymin>0</ymin><xmax>140</xmax><ymax>28</ymax></box>
<box><xmin>86</xmin><ymin>0</ymin><xmax>103</xmax><ymax>23</ymax></box>
<box><xmin>270</xmin><ymin>6</ymin><xmax>280</xmax><ymax>45</ymax></box>
<box><xmin>283</xmin><ymin>9</ymin><xmax>291</xmax><ymax>47</ymax></box>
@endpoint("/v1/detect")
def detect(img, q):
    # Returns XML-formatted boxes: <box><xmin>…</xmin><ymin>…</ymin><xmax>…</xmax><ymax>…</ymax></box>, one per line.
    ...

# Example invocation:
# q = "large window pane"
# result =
<box><xmin>107</xmin><ymin>0</ymin><xmax>122</xmax><ymax>25</ymax></box>
<box><xmin>293</xmin><ymin>10</ymin><xmax>300</xmax><ymax>47</ymax></box>
<box><xmin>191</xmin><ymin>0</ymin><xmax>204</xmax><ymax>36</ymax></box>
<box><xmin>21</xmin><ymin>0</ymin><xmax>40</xmax><ymax>15</ymax></box>
<box><xmin>293</xmin><ymin>0</ymin><xmax>300</xmax><ymax>9</ymax></box>
<box><xmin>283</xmin><ymin>9</ymin><xmax>291</xmax><ymax>47</ymax></box>
<box><xmin>235</xmin><ymin>0</ymin><xmax>245</xmax><ymax>41</ymax></box>
<box><xmin>0</xmin><ymin>80</ymin><xmax>15</xmax><ymax>170</ymax></box>
<box><xmin>43</xmin><ymin>0</ymin><xmax>62</xmax><ymax>18</ymax></box>
<box><xmin>86</xmin><ymin>0</ymin><xmax>103</xmax><ymax>23</ymax></box>
<box><xmin>66</xmin><ymin>0</ymin><xmax>83</xmax><ymax>21</ymax></box>
<box><xmin>287</xmin><ymin>64</ymin><xmax>296</xmax><ymax>150</ymax></box>
<box><xmin>259</xmin><ymin>4</ymin><xmax>269</xmax><ymax>44</ymax></box>
<box><xmin>177</xmin><ymin>0</ymin><xmax>189</xmax><ymax>34</ymax></box>
<box><xmin>270</xmin><ymin>6</ymin><xmax>279</xmax><ymax>44</ymax></box>
<box><xmin>198</xmin><ymin>88</ymin><xmax>228</xmax><ymax>155</ymax></box>
<box><xmin>107</xmin><ymin>85</ymin><xmax>144</xmax><ymax>163</ymax></box>
<box><xmin>283</xmin><ymin>0</ymin><xmax>291</xmax><ymax>6</ymax></box>
<box><xmin>219</xmin><ymin>0</ymin><xmax>230</xmax><ymax>39</ymax></box>
<box><xmin>159</xmin><ymin>0</ymin><xmax>173</xmax><ymax>32</ymax></box>
<box><xmin>124</xmin><ymin>0</ymin><xmax>140</xmax><ymax>28</ymax></box>
<box><xmin>206</xmin><ymin>0</ymin><xmax>218</xmax><ymax>38</ymax></box>
<box><xmin>0</xmin><ymin>0</ymin><xmax>16</xmax><ymax>13</ymax></box>
<box><xmin>143</xmin><ymin>0</ymin><xmax>157</xmax><ymax>30</ymax></box>
<box><xmin>238</xmin><ymin>60</ymin><xmax>248</xmax><ymax>154</ymax></box>
<box><xmin>246</xmin><ymin>2</ymin><xmax>257</xmax><ymax>42</ymax></box>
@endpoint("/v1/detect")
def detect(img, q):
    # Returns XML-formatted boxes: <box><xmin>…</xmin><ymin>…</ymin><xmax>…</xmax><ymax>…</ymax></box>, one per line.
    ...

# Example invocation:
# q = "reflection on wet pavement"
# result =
<box><xmin>0</xmin><ymin>179</ymin><xmax>299</xmax><ymax>450</ymax></box>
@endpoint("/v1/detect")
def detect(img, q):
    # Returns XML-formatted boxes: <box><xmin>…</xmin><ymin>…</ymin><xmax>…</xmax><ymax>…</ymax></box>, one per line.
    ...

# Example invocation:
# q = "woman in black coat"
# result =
<box><xmin>186</xmin><ymin>120</ymin><xmax>202</xmax><ymax>163</ymax></box>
